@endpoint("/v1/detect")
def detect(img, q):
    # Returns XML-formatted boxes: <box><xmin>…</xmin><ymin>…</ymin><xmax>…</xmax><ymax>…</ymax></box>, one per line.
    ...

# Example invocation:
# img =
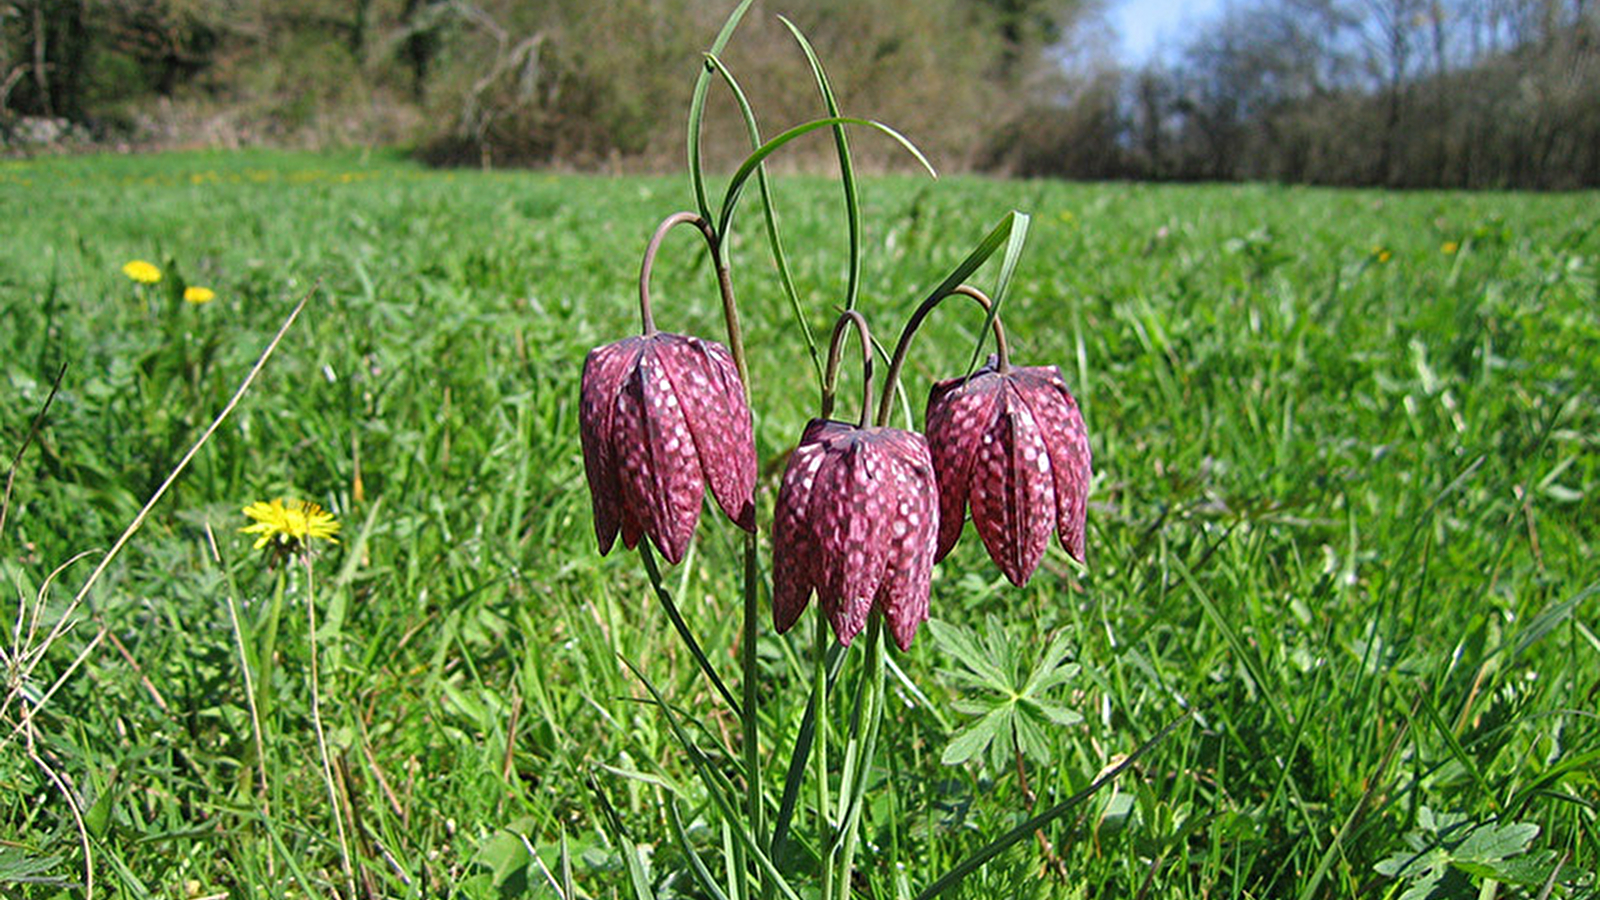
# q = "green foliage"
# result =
<box><xmin>0</xmin><ymin>149</ymin><xmax>1596</xmax><ymax>896</ymax></box>
<box><xmin>1374</xmin><ymin>809</ymin><xmax>1593</xmax><ymax>899</ymax></box>
<box><xmin>929</xmin><ymin>618</ymin><xmax>1082</xmax><ymax>770</ymax></box>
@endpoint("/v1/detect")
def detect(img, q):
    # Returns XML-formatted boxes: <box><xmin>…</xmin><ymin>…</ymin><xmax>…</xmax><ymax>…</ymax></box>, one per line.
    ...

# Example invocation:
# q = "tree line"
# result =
<box><xmin>1018</xmin><ymin>0</ymin><xmax>1599</xmax><ymax>188</ymax></box>
<box><xmin>2</xmin><ymin>0</ymin><xmax>1595</xmax><ymax>187</ymax></box>
<box><xmin>0</xmin><ymin>0</ymin><xmax>1084</xmax><ymax>170</ymax></box>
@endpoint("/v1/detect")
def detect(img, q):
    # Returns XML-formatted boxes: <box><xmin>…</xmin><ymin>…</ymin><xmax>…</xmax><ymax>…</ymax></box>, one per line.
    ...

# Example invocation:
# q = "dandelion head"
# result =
<box><xmin>241</xmin><ymin>498</ymin><xmax>341</xmax><ymax>557</ymax></box>
<box><xmin>184</xmin><ymin>286</ymin><xmax>216</xmax><ymax>304</ymax></box>
<box><xmin>122</xmin><ymin>260</ymin><xmax>162</xmax><ymax>284</ymax></box>
<box><xmin>1441</xmin><ymin>241</ymin><xmax>1459</xmax><ymax>255</ymax></box>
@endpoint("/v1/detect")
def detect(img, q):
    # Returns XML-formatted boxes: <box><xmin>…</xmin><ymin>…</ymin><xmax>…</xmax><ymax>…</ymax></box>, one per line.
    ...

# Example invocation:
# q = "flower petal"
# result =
<box><xmin>663</xmin><ymin>337</ymin><xmax>757</xmax><ymax>533</ymax></box>
<box><xmin>1015</xmin><ymin>367</ymin><xmax>1092</xmax><ymax>562</ymax></box>
<box><xmin>872</xmin><ymin>432</ymin><xmax>938</xmax><ymax>651</ymax></box>
<box><xmin>579</xmin><ymin>339</ymin><xmax>643</xmax><ymax>554</ymax></box>
<box><xmin>612</xmin><ymin>347</ymin><xmax>705</xmax><ymax>564</ymax></box>
<box><xmin>772</xmin><ymin>422</ymin><xmax>838</xmax><ymax>634</ymax></box>
<box><xmin>926</xmin><ymin>371</ymin><xmax>1001</xmax><ymax>562</ymax></box>
<box><xmin>813</xmin><ymin>433</ymin><xmax>888</xmax><ymax>646</ymax></box>
<box><xmin>967</xmin><ymin>389</ymin><xmax>1055</xmax><ymax>586</ymax></box>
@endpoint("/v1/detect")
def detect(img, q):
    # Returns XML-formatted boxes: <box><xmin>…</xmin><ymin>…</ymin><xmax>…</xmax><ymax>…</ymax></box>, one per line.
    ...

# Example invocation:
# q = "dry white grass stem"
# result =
<box><xmin>1</xmin><ymin>286</ymin><xmax>317</xmax><ymax>896</ymax></box>
<box><xmin>1</xmin><ymin>284</ymin><xmax>317</xmax><ymax>752</ymax></box>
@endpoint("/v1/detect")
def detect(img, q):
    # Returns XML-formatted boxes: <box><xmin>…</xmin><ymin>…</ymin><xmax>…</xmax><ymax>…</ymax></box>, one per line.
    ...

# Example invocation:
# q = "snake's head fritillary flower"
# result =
<box><xmin>579</xmin><ymin>332</ymin><xmax>756</xmax><ymax>565</ymax></box>
<box><xmin>771</xmin><ymin>419</ymin><xmax>938</xmax><ymax>652</ymax></box>
<box><xmin>241</xmin><ymin>498</ymin><xmax>341</xmax><ymax>559</ymax></box>
<box><xmin>925</xmin><ymin>357</ymin><xmax>1091</xmax><ymax>586</ymax></box>
<box><xmin>122</xmin><ymin>260</ymin><xmax>162</xmax><ymax>284</ymax></box>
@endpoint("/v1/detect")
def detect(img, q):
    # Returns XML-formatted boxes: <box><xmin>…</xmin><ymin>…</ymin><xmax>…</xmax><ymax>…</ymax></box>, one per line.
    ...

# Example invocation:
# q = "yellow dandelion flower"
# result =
<box><xmin>1441</xmin><ymin>241</ymin><xmax>1459</xmax><ymax>255</ymax></box>
<box><xmin>122</xmin><ymin>260</ymin><xmax>162</xmax><ymax>284</ymax></box>
<box><xmin>241</xmin><ymin>498</ymin><xmax>341</xmax><ymax>552</ymax></box>
<box><xmin>184</xmin><ymin>286</ymin><xmax>216</xmax><ymax>304</ymax></box>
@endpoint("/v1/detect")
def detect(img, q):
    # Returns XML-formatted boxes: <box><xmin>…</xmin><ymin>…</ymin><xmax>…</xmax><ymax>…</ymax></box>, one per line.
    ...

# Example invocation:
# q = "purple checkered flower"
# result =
<box><xmin>925</xmin><ymin>357</ymin><xmax>1091</xmax><ymax>586</ymax></box>
<box><xmin>579</xmin><ymin>332</ymin><xmax>756</xmax><ymax>565</ymax></box>
<box><xmin>771</xmin><ymin>419</ymin><xmax>938</xmax><ymax>651</ymax></box>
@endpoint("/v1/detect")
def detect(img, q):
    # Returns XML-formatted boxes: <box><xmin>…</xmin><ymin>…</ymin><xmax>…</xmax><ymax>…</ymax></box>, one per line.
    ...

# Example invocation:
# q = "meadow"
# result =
<box><xmin>0</xmin><ymin>147</ymin><xmax>1596</xmax><ymax>898</ymax></box>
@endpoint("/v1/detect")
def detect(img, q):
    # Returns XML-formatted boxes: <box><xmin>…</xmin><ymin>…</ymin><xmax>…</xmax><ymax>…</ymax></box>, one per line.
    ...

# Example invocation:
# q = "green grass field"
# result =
<box><xmin>1</xmin><ymin>148</ymin><xmax>1597</xmax><ymax>898</ymax></box>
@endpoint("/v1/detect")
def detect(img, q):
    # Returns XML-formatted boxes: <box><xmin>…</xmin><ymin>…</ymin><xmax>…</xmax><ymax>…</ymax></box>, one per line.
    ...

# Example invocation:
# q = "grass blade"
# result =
<box><xmin>620</xmin><ymin>656</ymin><xmax>804</xmax><ymax>900</ymax></box>
<box><xmin>915</xmin><ymin>710</ymin><xmax>1192</xmax><ymax>900</ymax></box>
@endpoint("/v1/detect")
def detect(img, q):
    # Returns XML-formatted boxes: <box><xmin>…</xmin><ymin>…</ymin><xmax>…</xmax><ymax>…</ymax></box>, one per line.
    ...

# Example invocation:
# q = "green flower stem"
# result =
<box><xmin>640</xmin><ymin>207</ymin><xmax>763</xmax><ymax>895</ymax></box>
<box><xmin>255</xmin><ymin>567</ymin><xmax>287</xmax><ymax>727</ymax></box>
<box><xmin>639</xmin><ymin>541</ymin><xmax>742</xmax><ymax>716</ymax></box>
<box><xmin>742</xmin><ymin>529</ymin><xmax>763</xmax><ymax>894</ymax></box>
<box><xmin>769</xmin><ymin>641</ymin><xmax>844</xmax><ymax>871</ymax></box>
<box><xmin>834</xmin><ymin>615</ymin><xmax>884</xmax><ymax>893</ymax></box>
<box><xmin>815</xmin><ymin>616</ymin><xmax>834</xmax><ymax>900</ymax></box>
<box><xmin>878</xmin><ymin>284</ymin><xmax>1010</xmax><ymax>428</ymax></box>
<box><xmin>303</xmin><ymin>559</ymin><xmax>357</xmax><ymax>899</ymax></box>
<box><xmin>822</xmin><ymin>312</ymin><xmax>874</xmax><ymax>428</ymax></box>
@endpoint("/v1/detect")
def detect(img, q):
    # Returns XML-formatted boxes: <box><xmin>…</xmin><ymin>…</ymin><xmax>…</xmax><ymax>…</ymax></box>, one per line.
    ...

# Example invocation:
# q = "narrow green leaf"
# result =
<box><xmin>771</xmin><ymin>642</ymin><xmax>846</xmax><ymax>867</ymax></box>
<box><xmin>715</xmin><ymin>108</ymin><xmax>934</xmax><ymax>242</ymax></box>
<box><xmin>779</xmin><ymin>15</ymin><xmax>862</xmax><ymax>312</ymax></box>
<box><xmin>687</xmin><ymin>0</ymin><xmax>759</xmax><ymax>223</ymax></box>
<box><xmin>697</xmin><ymin>49</ymin><xmax>822</xmax><ymax>386</ymax></box>
<box><xmin>875</xmin><ymin>210</ymin><xmax>1028</xmax><ymax>427</ymax></box>
<box><xmin>591</xmin><ymin>776</ymin><xmax>658</xmax><ymax>900</ymax></box>
<box><xmin>620</xmin><ymin>657</ymin><xmax>804</xmax><ymax>900</ymax></box>
<box><xmin>667</xmin><ymin>795</ymin><xmax>732</xmax><ymax>900</ymax></box>
<box><xmin>640</xmin><ymin>541</ymin><xmax>742</xmax><ymax>717</ymax></box>
<box><xmin>963</xmin><ymin>212</ymin><xmax>1030</xmax><ymax>376</ymax></box>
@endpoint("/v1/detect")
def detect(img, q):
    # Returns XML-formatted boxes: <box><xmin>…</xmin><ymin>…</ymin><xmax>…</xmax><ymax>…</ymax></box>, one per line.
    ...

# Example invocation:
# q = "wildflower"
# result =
<box><xmin>1370</xmin><ymin>246</ymin><xmax>1392</xmax><ymax>264</ymax></box>
<box><xmin>579</xmin><ymin>332</ymin><xmax>756</xmax><ymax>564</ymax></box>
<box><xmin>241</xmin><ymin>498</ymin><xmax>341</xmax><ymax>554</ymax></box>
<box><xmin>925</xmin><ymin>357</ymin><xmax>1091</xmax><ymax>587</ymax></box>
<box><xmin>1441</xmin><ymin>241</ymin><xmax>1459</xmax><ymax>255</ymax></box>
<box><xmin>771</xmin><ymin>419</ymin><xmax>938</xmax><ymax>651</ymax></box>
<box><xmin>183</xmin><ymin>286</ymin><xmax>216</xmax><ymax>304</ymax></box>
<box><xmin>122</xmin><ymin>260</ymin><xmax>162</xmax><ymax>284</ymax></box>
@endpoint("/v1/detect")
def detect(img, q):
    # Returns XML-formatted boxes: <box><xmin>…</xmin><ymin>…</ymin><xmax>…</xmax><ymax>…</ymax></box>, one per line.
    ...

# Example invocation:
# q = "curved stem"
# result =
<box><xmin>823</xmin><ymin>311</ymin><xmax>875</xmax><ymax>429</ymax></box>
<box><xmin>637</xmin><ymin>212</ymin><xmax>751</xmax><ymax>397</ymax></box>
<box><xmin>638</xmin><ymin>211</ymin><xmax>705</xmax><ymax>334</ymax></box>
<box><xmin>877</xmin><ymin>284</ymin><xmax>1009</xmax><ymax>427</ymax></box>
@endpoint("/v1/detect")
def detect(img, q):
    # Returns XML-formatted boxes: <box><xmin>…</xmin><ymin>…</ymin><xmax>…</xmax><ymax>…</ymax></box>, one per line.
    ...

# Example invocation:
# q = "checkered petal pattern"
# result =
<box><xmin>579</xmin><ymin>332</ymin><xmax>757</xmax><ymax>564</ymax></box>
<box><xmin>925</xmin><ymin>359</ymin><xmax>1091</xmax><ymax>586</ymax></box>
<box><xmin>772</xmin><ymin>419</ymin><xmax>938</xmax><ymax>651</ymax></box>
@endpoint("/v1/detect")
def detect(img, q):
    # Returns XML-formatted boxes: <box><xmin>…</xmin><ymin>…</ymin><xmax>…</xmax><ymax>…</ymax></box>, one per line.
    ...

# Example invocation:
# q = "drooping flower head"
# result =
<box><xmin>925</xmin><ymin>356</ymin><xmax>1091</xmax><ymax>586</ymax></box>
<box><xmin>772</xmin><ymin>419</ymin><xmax>939</xmax><ymax>652</ymax></box>
<box><xmin>241</xmin><ymin>498</ymin><xmax>341</xmax><ymax>556</ymax></box>
<box><xmin>579</xmin><ymin>331</ymin><xmax>756</xmax><ymax>565</ymax></box>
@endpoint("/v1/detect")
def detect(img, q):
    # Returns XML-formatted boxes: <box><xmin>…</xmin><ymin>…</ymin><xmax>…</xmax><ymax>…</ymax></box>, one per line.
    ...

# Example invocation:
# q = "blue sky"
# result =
<box><xmin>1107</xmin><ymin>0</ymin><xmax>1229</xmax><ymax>62</ymax></box>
